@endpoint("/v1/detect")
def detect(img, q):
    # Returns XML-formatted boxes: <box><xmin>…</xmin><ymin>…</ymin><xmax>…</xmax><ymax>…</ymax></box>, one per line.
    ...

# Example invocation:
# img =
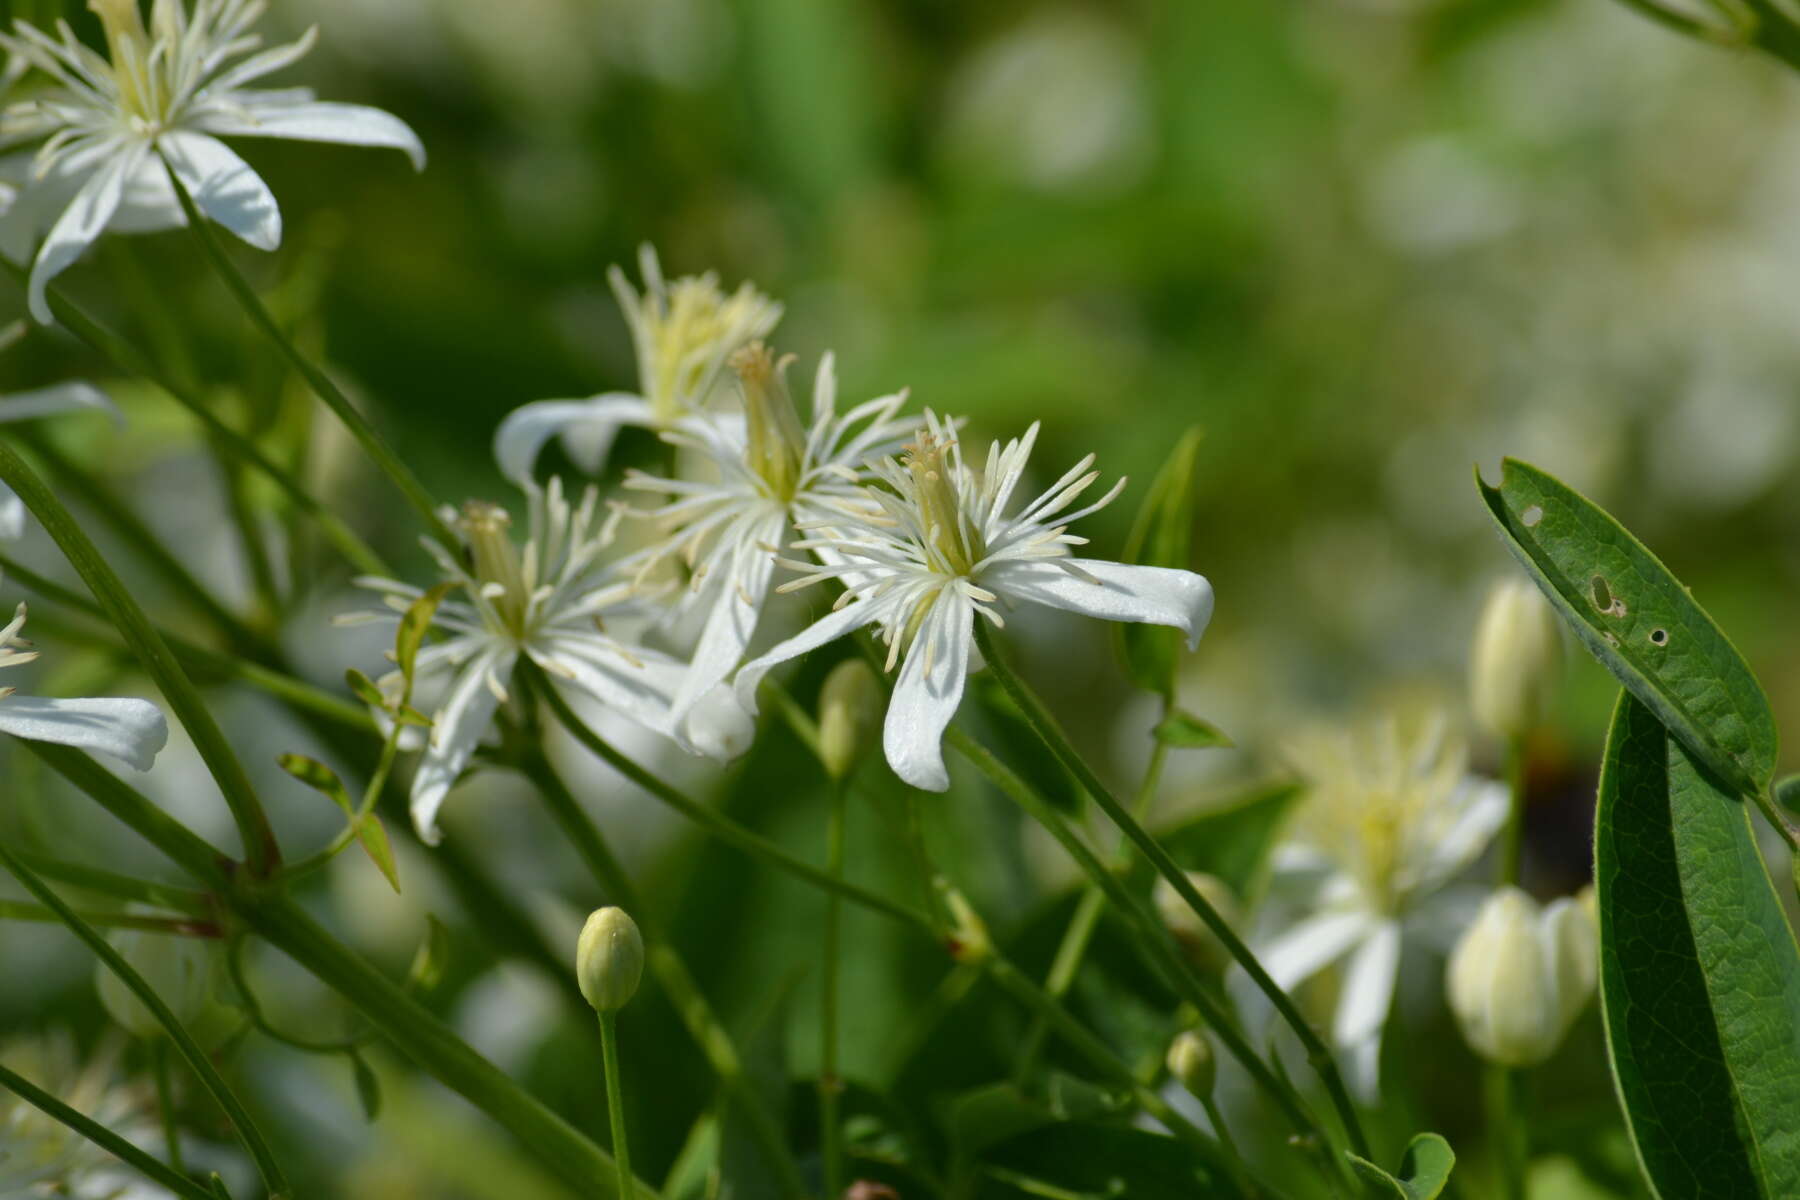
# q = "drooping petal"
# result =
<box><xmin>0</xmin><ymin>381</ymin><xmax>120</xmax><ymax>425</ymax></box>
<box><xmin>1259</xmin><ymin>907</ymin><xmax>1369</xmax><ymax>991</ymax></box>
<box><xmin>882</xmin><ymin>586</ymin><xmax>974</xmax><ymax>792</ymax></box>
<box><xmin>192</xmin><ymin>100</ymin><xmax>426</xmax><ymax>170</ymax></box>
<box><xmin>1332</xmin><ymin>918</ymin><xmax>1402</xmax><ymax>1051</ymax></box>
<box><xmin>492</xmin><ymin>394</ymin><xmax>654</xmax><ymax>482</ymax></box>
<box><xmin>29</xmin><ymin>142</ymin><xmax>143</xmax><ymax>324</ymax></box>
<box><xmin>733</xmin><ymin>595</ymin><xmax>892</xmax><ymax>716</ymax></box>
<box><xmin>410</xmin><ymin>647</ymin><xmax>514</xmax><ymax>845</ymax></box>
<box><xmin>0</xmin><ymin>696</ymin><xmax>168</xmax><ymax>770</ymax></box>
<box><xmin>159</xmin><ymin>130</ymin><xmax>281</xmax><ymax>251</ymax></box>
<box><xmin>985</xmin><ymin>558</ymin><xmax>1214</xmax><ymax>649</ymax></box>
<box><xmin>669</xmin><ymin>507</ymin><xmax>787</xmax><ymax>733</ymax></box>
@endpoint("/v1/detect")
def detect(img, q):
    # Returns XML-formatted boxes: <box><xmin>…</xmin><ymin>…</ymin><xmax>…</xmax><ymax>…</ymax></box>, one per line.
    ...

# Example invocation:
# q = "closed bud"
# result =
<box><xmin>1446</xmin><ymin>886</ymin><xmax>1597</xmax><ymax>1067</ymax></box>
<box><xmin>1166</xmin><ymin>1030</ymin><xmax>1215</xmax><ymax>1099</ymax></box>
<box><xmin>576</xmin><ymin>907</ymin><xmax>644</xmax><ymax>1014</ymax></box>
<box><xmin>1153</xmin><ymin>872</ymin><xmax>1241</xmax><ymax>972</ymax></box>
<box><xmin>1469</xmin><ymin>579</ymin><xmax>1562</xmax><ymax>739</ymax></box>
<box><xmin>941</xmin><ymin>886</ymin><xmax>991</xmax><ymax>964</ymax></box>
<box><xmin>817</xmin><ymin>660</ymin><xmax>883</xmax><ymax>780</ymax></box>
<box><xmin>96</xmin><ymin>925</ymin><xmax>221</xmax><ymax>1041</ymax></box>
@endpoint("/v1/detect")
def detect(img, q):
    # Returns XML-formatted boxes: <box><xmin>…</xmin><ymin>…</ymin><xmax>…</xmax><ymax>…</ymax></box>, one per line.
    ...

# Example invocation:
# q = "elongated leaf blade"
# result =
<box><xmin>276</xmin><ymin>753</ymin><xmax>355</xmax><ymax>818</ymax></box>
<box><xmin>1596</xmin><ymin>692</ymin><xmax>1800</xmax><ymax>1198</ymax></box>
<box><xmin>1477</xmin><ymin>458</ymin><xmax>1776</xmax><ymax>795</ymax></box>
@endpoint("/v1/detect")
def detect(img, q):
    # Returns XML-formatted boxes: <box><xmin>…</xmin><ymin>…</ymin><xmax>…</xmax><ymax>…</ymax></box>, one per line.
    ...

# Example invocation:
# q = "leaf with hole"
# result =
<box><xmin>1596</xmin><ymin>692</ymin><xmax>1800</xmax><ymax>1199</ymax></box>
<box><xmin>1347</xmin><ymin>1133</ymin><xmax>1455</xmax><ymax>1200</ymax></box>
<box><xmin>1477</xmin><ymin>458</ymin><xmax>1776</xmax><ymax>796</ymax></box>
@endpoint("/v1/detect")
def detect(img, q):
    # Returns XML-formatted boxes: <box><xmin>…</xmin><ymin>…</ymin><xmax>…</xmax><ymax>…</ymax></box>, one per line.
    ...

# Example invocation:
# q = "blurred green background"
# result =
<box><xmin>2</xmin><ymin>0</ymin><xmax>1798</xmax><ymax>1196</ymax></box>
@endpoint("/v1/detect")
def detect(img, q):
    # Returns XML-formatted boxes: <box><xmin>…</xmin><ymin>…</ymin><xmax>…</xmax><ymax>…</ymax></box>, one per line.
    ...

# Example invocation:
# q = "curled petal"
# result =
<box><xmin>160</xmin><ymin>130</ymin><xmax>282</xmax><ymax>251</ymax></box>
<box><xmin>985</xmin><ymin>558</ymin><xmax>1213</xmax><ymax>649</ymax></box>
<box><xmin>29</xmin><ymin>141</ymin><xmax>145</xmax><ymax>324</ymax></box>
<box><xmin>193</xmin><ymin>99</ymin><xmax>426</xmax><ymax>170</ymax></box>
<box><xmin>733</xmin><ymin>595</ymin><xmax>889</xmax><ymax>717</ymax></box>
<box><xmin>411</xmin><ymin>648</ymin><xmax>515</xmax><ymax>845</ymax></box>
<box><xmin>493</xmin><ymin>394</ymin><xmax>655</xmax><ymax>483</ymax></box>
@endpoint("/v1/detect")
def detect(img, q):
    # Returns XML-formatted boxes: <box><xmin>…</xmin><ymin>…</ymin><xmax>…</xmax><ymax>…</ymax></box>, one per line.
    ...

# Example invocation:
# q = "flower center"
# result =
<box><xmin>905</xmin><ymin>432</ymin><xmax>983</xmax><ymax>576</ymax></box>
<box><xmin>646</xmin><ymin>278</ymin><xmax>734</xmax><ymax>424</ymax></box>
<box><xmin>731</xmin><ymin>342</ymin><xmax>806</xmax><ymax>503</ymax></box>
<box><xmin>90</xmin><ymin>0</ymin><xmax>173</xmax><ymax>127</ymax></box>
<box><xmin>459</xmin><ymin>500</ymin><xmax>531</xmax><ymax>639</ymax></box>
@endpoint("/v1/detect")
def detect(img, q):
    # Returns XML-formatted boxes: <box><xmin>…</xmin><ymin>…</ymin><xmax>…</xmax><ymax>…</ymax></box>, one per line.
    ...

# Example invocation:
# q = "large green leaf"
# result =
<box><xmin>1596</xmin><ymin>692</ymin><xmax>1800</xmax><ymax>1199</ymax></box>
<box><xmin>1477</xmin><ymin>458</ymin><xmax>1777</xmax><ymax>797</ymax></box>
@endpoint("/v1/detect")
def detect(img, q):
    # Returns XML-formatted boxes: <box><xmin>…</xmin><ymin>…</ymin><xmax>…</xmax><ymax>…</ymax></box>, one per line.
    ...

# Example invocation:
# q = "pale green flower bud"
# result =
<box><xmin>1166</xmin><ymin>1029</ymin><xmax>1216</xmax><ymax>1099</ymax></box>
<box><xmin>817</xmin><ymin>660</ymin><xmax>884</xmax><ymax>780</ymax></box>
<box><xmin>1469</xmin><ymin>579</ymin><xmax>1562</xmax><ymax>739</ymax></box>
<box><xmin>95</xmin><ymin>926</ymin><xmax>220</xmax><ymax>1040</ymax></box>
<box><xmin>1446</xmin><ymin>886</ymin><xmax>1597</xmax><ymax>1067</ymax></box>
<box><xmin>577</xmin><ymin>907</ymin><xmax>645</xmax><ymax>1014</ymax></box>
<box><xmin>1153</xmin><ymin>872</ymin><xmax>1242</xmax><ymax>972</ymax></box>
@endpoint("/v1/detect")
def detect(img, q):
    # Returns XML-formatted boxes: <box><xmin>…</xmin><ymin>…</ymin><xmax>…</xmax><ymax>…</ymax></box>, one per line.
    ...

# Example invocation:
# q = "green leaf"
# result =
<box><xmin>1152</xmin><ymin>709</ymin><xmax>1234</xmax><ymax>749</ymax></box>
<box><xmin>406</xmin><ymin>916</ymin><xmax>451</xmax><ymax>995</ymax></box>
<box><xmin>1115</xmin><ymin>427</ymin><xmax>1204</xmax><ymax>698</ymax></box>
<box><xmin>356</xmin><ymin>816</ymin><xmax>401</xmax><ymax>894</ymax></box>
<box><xmin>395</xmin><ymin>705</ymin><xmax>434</xmax><ymax>729</ymax></box>
<box><xmin>395</xmin><ymin>582</ymin><xmax>454</xmax><ymax>698</ymax></box>
<box><xmin>1477</xmin><ymin>458</ymin><xmax>1777</xmax><ymax>796</ymax></box>
<box><xmin>344</xmin><ymin>668</ymin><xmax>384</xmax><ymax>710</ymax></box>
<box><xmin>348</xmin><ymin>1050</ymin><xmax>382</xmax><ymax>1122</ymax></box>
<box><xmin>1347</xmin><ymin>1133</ymin><xmax>1455</xmax><ymax>1200</ymax></box>
<box><xmin>1775</xmin><ymin>774</ymin><xmax>1800</xmax><ymax>820</ymax></box>
<box><xmin>276</xmin><ymin>753</ymin><xmax>354</xmax><ymax>818</ymax></box>
<box><xmin>1596</xmin><ymin>692</ymin><xmax>1800</xmax><ymax>1199</ymax></box>
<box><xmin>1156</xmin><ymin>782</ymin><xmax>1301</xmax><ymax>898</ymax></box>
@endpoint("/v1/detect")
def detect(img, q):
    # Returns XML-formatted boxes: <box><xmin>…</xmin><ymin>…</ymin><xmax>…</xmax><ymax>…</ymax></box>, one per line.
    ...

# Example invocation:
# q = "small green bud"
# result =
<box><xmin>1166</xmin><ymin>1029</ymin><xmax>1215</xmax><ymax>1099</ymax></box>
<box><xmin>1152</xmin><ymin>872</ymin><xmax>1241</xmax><ymax>972</ymax></box>
<box><xmin>817</xmin><ymin>659</ymin><xmax>883</xmax><ymax>780</ymax></box>
<box><xmin>1469</xmin><ymin>578</ymin><xmax>1563</xmax><ymax>740</ymax></box>
<box><xmin>576</xmin><ymin>907</ymin><xmax>644</xmax><ymax>1014</ymax></box>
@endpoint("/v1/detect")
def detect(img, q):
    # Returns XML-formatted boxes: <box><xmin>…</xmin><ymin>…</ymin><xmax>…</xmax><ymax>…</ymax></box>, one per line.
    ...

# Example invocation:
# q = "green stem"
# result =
<box><xmin>0</xmin><ymin>443</ymin><xmax>280</xmax><ymax>876</ymax></box>
<box><xmin>152</xmin><ymin>1040</ymin><xmax>186</xmax><ymax>1177</ymax></box>
<box><xmin>1499</xmin><ymin>734</ymin><xmax>1527</xmax><ymax>886</ymax></box>
<box><xmin>599</xmin><ymin>1012</ymin><xmax>634</xmax><ymax>1200</ymax></box>
<box><xmin>225</xmin><ymin>935</ymin><xmax>366</xmax><ymax>1055</ymax></box>
<box><xmin>0</xmin><ymin>1060</ymin><xmax>213</xmax><ymax>1200</ymax></box>
<box><xmin>1486</xmin><ymin>1064</ymin><xmax>1526</xmax><ymax>1200</ymax></box>
<box><xmin>160</xmin><ymin>159</ymin><xmax>456</xmax><ymax>549</ymax></box>
<box><xmin>6</xmin><ymin>850</ymin><xmax>211</xmax><ymax>913</ymax></box>
<box><xmin>1198</xmin><ymin>1093</ymin><xmax>1255</xmax><ymax>1200</ymax></box>
<box><xmin>532</xmin><ymin>670</ymin><xmax>934</xmax><ymax>934</ymax></box>
<box><xmin>970</xmin><ymin>621</ymin><xmax>1371</xmax><ymax>1161</ymax></box>
<box><xmin>0</xmin><ymin>846</ymin><xmax>290</xmax><ymax>1198</ymax></box>
<box><xmin>0</xmin><ymin>901</ymin><xmax>218</xmax><ymax>936</ymax></box>
<box><xmin>822</xmin><ymin>775</ymin><xmax>848</xmax><ymax>1200</ymax></box>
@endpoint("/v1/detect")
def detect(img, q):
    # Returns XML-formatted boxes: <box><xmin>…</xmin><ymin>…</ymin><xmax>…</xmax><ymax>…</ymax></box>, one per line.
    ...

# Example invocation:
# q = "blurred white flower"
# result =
<box><xmin>736</xmin><ymin>413</ymin><xmax>1212</xmax><ymax>791</ymax></box>
<box><xmin>494</xmin><ymin>243</ymin><xmax>782</xmax><ymax>482</ymax></box>
<box><xmin>0</xmin><ymin>0</ymin><xmax>424</xmax><ymax>323</ymax></box>
<box><xmin>0</xmin><ymin>590</ymin><xmax>168</xmax><ymax>770</ymax></box>
<box><xmin>0</xmin><ymin>1034</ymin><xmax>173</xmax><ymax>1199</ymax></box>
<box><xmin>1468</xmin><ymin>577</ymin><xmax>1562</xmax><ymax>740</ymax></box>
<box><xmin>620</xmin><ymin>342</ymin><xmax>911</xmax><ymax>742</ymax></box>
<box><xmin>339</xmin><ymin>479</ymin><xmax>742</xmax><ymax>844</ymax></box>
<box><xmin>1447</xmin><ymin>885</ymin><xmax>1597</xmax><ymax>1067</ymax></box>
<box><xmin>1260</xmin><ymin>710</ymin><xmax>1505</xmax><ymax>1097</ymax></box>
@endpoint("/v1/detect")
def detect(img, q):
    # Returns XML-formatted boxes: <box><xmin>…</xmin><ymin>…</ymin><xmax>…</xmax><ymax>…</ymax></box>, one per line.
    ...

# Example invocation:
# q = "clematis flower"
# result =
<box><xmin>733</xmin><ymin>412</ymin><xmax>1213</xmax><ymax>791</ymax></box>
<box><xmin>0</xmin><ymin>587</ymin><xmax>168</xmax><ymax>770</ymax></box>
<box><xmin>493</xmin><ymin>243</ymin><xmax>782</xmax><ymax>483</ymax></box>
<box><xmin>0</xmin><ymin>0</ymin><xmax>425</xmax><ymax>323</ymax></box>
<box><xmin>619</xmin><ymin>342</ymin><xmax>911</xmax><ymax>741</ymax></box>
<box><xmin>1257</xmin><ymin>711</ymin><xmax>1506</xmax><ymax>1097</ymax></box>
<box><xmin>0</xmin><ymin>372</ymin><xmax>121</xmax><ymax>539</ymax></box>
<box><xmin>338</xmin><ymin>478</ymin><xmax>748</xmax><ymax>844</ymax></box>
<box><xmin>0</xmin><ymin>1034</ymin><xmax>171</xmax><ymax>1199</ymax></box>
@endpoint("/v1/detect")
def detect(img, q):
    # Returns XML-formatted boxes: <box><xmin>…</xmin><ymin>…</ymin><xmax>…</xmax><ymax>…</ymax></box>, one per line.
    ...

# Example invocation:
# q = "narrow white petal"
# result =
<box><xmin>194</xmin><ymin>99</ymin><xmax>426</xmax><ymax>170</ymax></box>
<box><xmin>0</xmin><ymin>381</ymin><xmax>120</xmax><ymax>425</ymax></box>
<box><xmin>732</xmin><ymin>597</ymin><xmax>888</xmax><ymax>716</ymax></box>
<box><xmin>1258</xmin><ymin>908</ymin><xmax>1369</xmax><ymax>991</ymax></box>
<box><xmin>29</xmin><ymin>144</ymin><xmax>141</xmax><ymax>324</ymax></box>
<box><xmin>670</xmin><ymin>508</ymin><xmax>787</xmax><ymax>730</ymax></box>
<box><xmin>160</xmin><ymin>131</ymin><xmax>281</xmax><ymax>251</ymax></box>
<box><xmin>0</xmin><ymin>696</ymin><xmax>168</xmax><ymax>771</ymax></box>
<box><xmin>492</xmin><ymin>394</ymin><xmax>652</xmax><ymax>482</ymax></box>
<box><xmin>410</xmin><ymin>649</ymin><xmax>514</xmax><ymax>845</ymax></box>
<box><xmin>532</xmin><ymin>636</ymin><xmax>680</xmax><ymax>737</ymax></box>
<box><xmin>1417</xmin><ymin>779</ymin><xmax>1509</xmax><ymax>894</ymax></box>
<box><xmin>1333</xmin><ymin>919</ymin><xmax>1402</xmax><ymax>1050</ymax></box>
<box><xmin>0</xmin><ymin>484</ymin><xmax>23</xmax><ymax>540</ymax></box>
<box><xmin>882</xmin><ymin>589</ymin><xmax>973</xmax><ymax>792</ymax></box>
<box><xmin>985</xmin><ymin>559</ymin><xmax>1214</xmax><ymax>649</ymax></box>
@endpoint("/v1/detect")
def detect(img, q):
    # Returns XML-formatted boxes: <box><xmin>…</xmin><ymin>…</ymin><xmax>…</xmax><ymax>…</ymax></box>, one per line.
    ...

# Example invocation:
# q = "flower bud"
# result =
<box><xmin>1469</xmin><ymin>579</ymin><xmax>1562</xmax><ymax>739</ymax></box>
<box><xmin>576</xmin><ymin>907</ymin><xmax>644</xmax><ymax>1014</ymax></box>
<box><xmin>817</xmin><ymin>660</ymin><xmax>883</xmax><ymax>780</ymax></box>
<box><xmin>1166</xmin><ymin>1029</ymin><xmax>1215</xmax><ymax>1099</ymax></box>
<box><xmin>95</xmin><ymin>926</ymin><xmax>220</xmax><ymax>1040</ymax></box>
<box><xmin>941</xmin><ymin>886</ymin><xmax>991</xmax><ymax>964</ymax></box>
<box><xmin>1152</xmin><ymin>872</ymin><xmax>1241</xmax><ymax>972</ymax></box>
<box><xmin>1446</xmin><ymin>886</ymin><xmax>1597</xmax><ymax>1067</ymax></box>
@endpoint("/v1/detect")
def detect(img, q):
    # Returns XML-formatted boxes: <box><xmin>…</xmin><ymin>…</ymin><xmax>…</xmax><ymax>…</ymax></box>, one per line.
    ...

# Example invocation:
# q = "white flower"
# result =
<box><xmin>733</xmin><ymin>413</ymin><xmax>1213</xmax><ymax>791</ymax></box>
<box><xmin>1257</xmin><ymin>711</ymin><xmax>1505</xmax><ymax>1097</ymax></box>
<box><xmin>0</xmin><ymin>590</ymin><xmax>168</xmax><ymax>770</ymax></box>
<box><xmin>493</xmin><ymin>243</ymin><xmax>782</xmax><ymax>483</ymax></box>
<box><xmin>618</xmin><ymin>342</ymin><xmax>911</xmax><ymax>742</ymax></box>
<box><xmin>0</xmin><ymin>372</ymin><xmax>121</xmax><ymax>538</ymax></box>
<box><xmin>1447</xmin><ymin>885</ymin><xmax>1597</xmax><ymax>1067</ymax></box>
<box><xmin>339</xmin><ymin>479</ymin><xmax>744</xmax><ymax>845</ymax></box>
<box><xmin>0</xmin><ymin>1035</ymin><xmax>173</xmax><ymax>1199</ymax></box>
<box><xmin>0</xmin><ymin>0</ymin><xmax>425</xmax><ymax>323</ymax></box>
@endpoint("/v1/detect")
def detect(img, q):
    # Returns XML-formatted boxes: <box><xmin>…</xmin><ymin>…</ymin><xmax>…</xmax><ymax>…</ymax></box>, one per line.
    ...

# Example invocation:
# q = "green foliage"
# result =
<box><xmin>1116</xmin><ymin>427</ymin><xmax>1205</xmax><ymax>699</ymax></box>
<box><xmin>1152</xmin><ymin>708</ymin><xmax>1234</xmax><ymax>749</ymax></box>
<box><xmin>1347</xmin><ymin>1133</ymin><xmax>1456</xmax><ymax>1200</ymax></box>
<box><xmin>1157</xmin><ymin>782</ymin><xmax>1301</xmax><ymax>899</ymax></box>
<box><xmin>1595</xmin><ymin>692</ymin><xmax>1800</xmax><ymax>1199</ymax></box>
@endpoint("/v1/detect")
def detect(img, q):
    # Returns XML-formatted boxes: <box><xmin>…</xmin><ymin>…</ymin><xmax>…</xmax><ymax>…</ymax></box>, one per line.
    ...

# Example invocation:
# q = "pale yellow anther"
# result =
<box><xmin>458</xmin><ymin>500</ymin><xmax>529</xmax><ymax>637</ymax></box>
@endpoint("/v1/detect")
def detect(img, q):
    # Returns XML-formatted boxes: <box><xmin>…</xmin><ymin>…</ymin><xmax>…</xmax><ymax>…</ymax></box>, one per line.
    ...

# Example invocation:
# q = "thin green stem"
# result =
<box><xmin>970</xmin><ymin>620</ymin><xmax>1371</xmax><ymax>1161</ymax></box>
<box><xmin>0</xmin><ymin>1060</ymin><xmax>213</xmax><ymax>1200</ymax></box>
<box><xmin>533</xmin><ymin>670</ymin><xmax>934</xmax><ymax>934</ymax></box>
<box><xmin>161</xmin><ymin>159</ymin><xmax>455</xmax><ymax>549</ymax></box>
<box><xmin>0</xmin><ymin>443</ymin><xmax>280</xmax><ymax>876</ymax></box>
<box><xmin>822</xmin><ymin>774</ymin><xmax>848</xmax><ymax>1200</ymax></box>
<box><xmin>1486</xmin><ymin>1063</ymin><xmax>1526</xmax><ymax>1200</ymax></box>
<box><xmin>0</xmin><ymin>901</ymin><xmax>218</xmax><ymax>936</ymax></box>
<box><xmin>7</xmin><ymin>850</ymin><xmax>211</xmax><ymax>914</ymax></box>
<box><xmin>225</xmin><ymin>935</ymin><xmax>366</xmax><ymax>1055</ymax></box>
<box><xmin>1499</xmin><ymin>734</ymin><xmax>1528</xmax><ymax>886</ymax></box>
<box><xmin>151</xmin><ymin>1040</ymin><xmax>186</xmax><ymax>1177</ymax></box>
<box><xmin>0</xmin><ymin>846</ymin><xmax>290</xmax><ymax>1198</ymax></box>
<box><xmin>1198</xmin><ymin>1093</ymin><xmax>1255</xmax><ymax>1200</ymax></box>
<box><xmin>599</xmin><ymin>1012</ymin><xmax>634</xmax><ymax>1200</ymax></box>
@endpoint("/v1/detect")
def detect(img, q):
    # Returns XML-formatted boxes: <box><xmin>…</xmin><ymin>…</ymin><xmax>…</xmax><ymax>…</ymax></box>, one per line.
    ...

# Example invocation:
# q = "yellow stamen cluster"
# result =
<box><xmin>647</xmin><ymin>278</ymin><xmax>762</xmax><ymax>424</ymax></box>
<box><xmin>732</xmin><ymin>342</ymin><xmax>807</xmax><ymax>502</ymax></box>
<box><xmin>905</xmin><ymin>431</ymin><xmax>983</xmax><ymax>576</ymax></box>
<box><xmin>458</xmin><ymin>500</ymin><xmax>528</xmax><ymax>637</ymax></box>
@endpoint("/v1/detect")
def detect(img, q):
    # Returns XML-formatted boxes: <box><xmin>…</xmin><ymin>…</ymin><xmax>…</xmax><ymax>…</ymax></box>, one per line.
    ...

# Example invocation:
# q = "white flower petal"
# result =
<box><xmin>411</xmin><ymin>648</ymin><xmax>514</xmax><ymax>845</ymax></box>
<box><xmin>492</xmin><ymin>393</ymin><xmax>653</xmax><ymax>482</ymax></box>
<box><xmin>1417</xmin><ymin>778</ymin><xmax>1509</xmax><ymax>894</ymax></box>
<box><xmin>0</xmin><ymin>381</ymin><xmax>120</xmax><ymax>425</ymax></box>
<box><xmin>0</xmin><ymin>484</ymin><xmax>23</xmax><ymax>540</ymax></box>
<box><xmin>670</xmin><ymin>508</ymin><xmax>787</xmax><ymax>732</ymax></box>
<box><xmin>682</xmin><ymin>683</ymin><xmax>755</xmax><ymax>762</ymax></box>
<box><xmin>985</xmin><ymin>559</ymin><xmax>1214</xmax><ymax>649</ymax></box>
<box><xmin>733</xmin><ymin>596</ymin><xmax>890</xmax><ymax>716</ymax></box>
<box><xmin>193</xmin><ymin>100</ymin><xmax>426</xmax><ymax>170</ymax></box>
<box><xmin>883</xmin><ymin>588</ymin><xmax>973</xmax><ymax>792</ymax></box>
<box><xmin>160</xmin><ymin>130</ymin><xmax>281</xmax><ymax>251</ymax></box>
<box><xmin>0</xmin><ymin>696</ymin><xmax>168</xmax><ymax>771</ymax></box>
<box><xmin>29</xmin><ymin>142</ymin><xmax>143</xmax><ymax>324</ymax></box>
<box><xmin>532</xmin><ymin>635</ymin><xmax>679</xmax><ymax>737</ymax></box>
<box><xmin>1258</xmin><ymin>908</ymin><xmax>1369</xmax><ymax>991</ymax></box>
<box><xmin>1333</xmin><ymin>918</ymin><xmax>1402</xmax><ymax>1050</ymax></box>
